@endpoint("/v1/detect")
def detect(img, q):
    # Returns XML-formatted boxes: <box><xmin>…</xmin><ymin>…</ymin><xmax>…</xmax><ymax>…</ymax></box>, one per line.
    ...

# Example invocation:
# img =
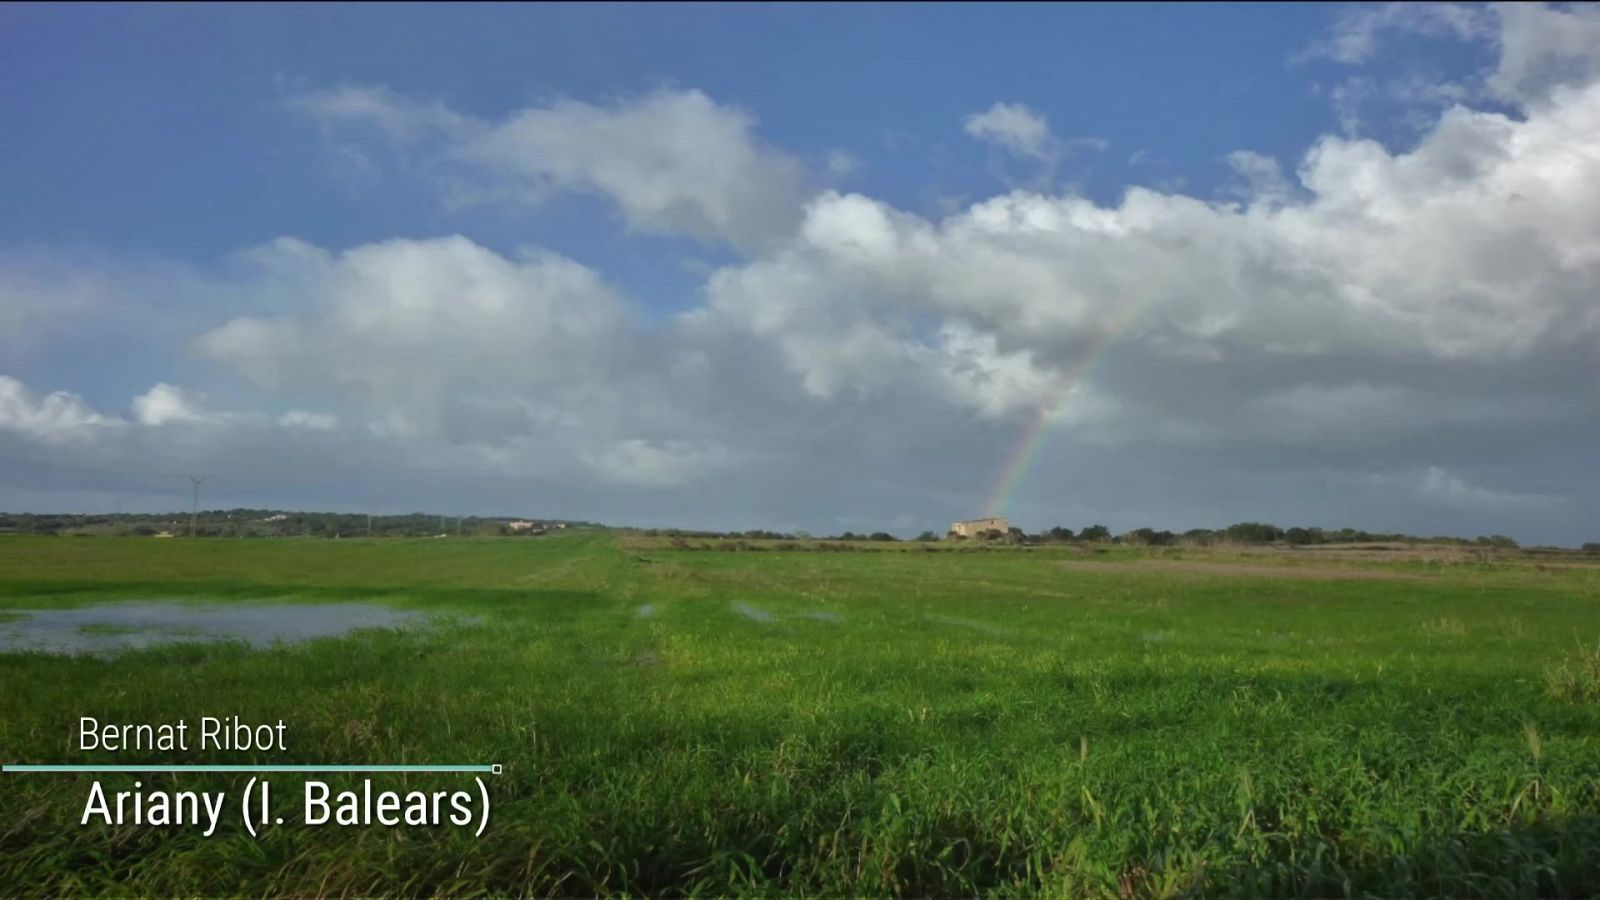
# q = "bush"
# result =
<box><xmin>1548</xmin><ymin>637</ymin><xmax>1600</xmax><ymax>702</ymax></box>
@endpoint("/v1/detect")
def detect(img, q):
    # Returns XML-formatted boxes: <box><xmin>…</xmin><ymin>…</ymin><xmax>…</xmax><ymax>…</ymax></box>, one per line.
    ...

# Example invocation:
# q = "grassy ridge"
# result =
<box><xmin>1</xmin><ymin>534</ymin><xmax>1598</xmax><ymax>896</ymax></box>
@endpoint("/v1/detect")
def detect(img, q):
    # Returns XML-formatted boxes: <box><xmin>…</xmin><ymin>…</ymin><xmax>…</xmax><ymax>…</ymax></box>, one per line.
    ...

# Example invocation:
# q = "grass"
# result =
<box><xmin>1</xmin><ymin>533</ymin><xmax>1598</xmax><ymax>896</ymax></box>
<box><xmin>1547</xmin><ymin>637</ymin><xmax>1600</xmax><ymax>704</ymax></box>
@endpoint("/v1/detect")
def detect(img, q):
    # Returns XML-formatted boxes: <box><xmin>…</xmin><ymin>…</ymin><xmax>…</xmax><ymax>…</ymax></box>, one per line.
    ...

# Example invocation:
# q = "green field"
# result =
<box><xmin>2</xmin><ymin>534</ymin><xmax>1598</xmax><ymax>897</ymax></box>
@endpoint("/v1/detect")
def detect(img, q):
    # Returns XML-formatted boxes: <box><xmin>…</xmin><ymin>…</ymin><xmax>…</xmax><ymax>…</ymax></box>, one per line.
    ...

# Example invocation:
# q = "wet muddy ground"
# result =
<box><xmin>0</xmin><ymin>601</ymin><xmax>433</xmax><ymax>655</ymax></box>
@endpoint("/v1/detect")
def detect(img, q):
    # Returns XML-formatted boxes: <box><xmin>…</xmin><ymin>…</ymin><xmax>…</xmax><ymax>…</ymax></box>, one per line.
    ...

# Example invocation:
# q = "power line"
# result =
<box><xmin>189</xmin><ymin>475</ymin><xmax>208</xmax><ymax>538</ymax></box>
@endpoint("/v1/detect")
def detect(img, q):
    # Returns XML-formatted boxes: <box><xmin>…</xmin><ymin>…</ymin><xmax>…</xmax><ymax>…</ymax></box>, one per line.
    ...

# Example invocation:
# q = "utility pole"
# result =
<box><xmin>456</xmin><ymin>516</ymin><xmax>463</xmax><ymax>538</ymax></box>
<box><xmin>189</xmin><ymin>476</ymin><xmax>207</xmax><ymax>538</ymax></box>
<box><xmin>367</xmin><ymin>512</ymin><xmax>373</xmax><ymax>538</ymax></box>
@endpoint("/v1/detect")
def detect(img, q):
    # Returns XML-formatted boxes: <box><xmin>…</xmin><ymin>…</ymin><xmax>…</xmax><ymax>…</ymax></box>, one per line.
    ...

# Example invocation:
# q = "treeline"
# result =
<box><xmin>636</xmin><ymin>528</ymin><xmax>903</xmax><ymax>542</ymax></box>
<box><xmin>0</xmin><ymin>510</ymin><xmax>592</xmax><ymax>538</ymax></box>
<box><xmin>639</xmin><ymin>522</ymin><xmax>1540</xmax><ymax>549</ymax></box>
<box><xmin>5</xmin><ymin>512</ymin><xmax>1585</xmax><ymax>551</ymax></box>
<box><xmin>1027</xmin><ymin>522</ymin><xmax>1525</xmax><ymax>549</ymax></box>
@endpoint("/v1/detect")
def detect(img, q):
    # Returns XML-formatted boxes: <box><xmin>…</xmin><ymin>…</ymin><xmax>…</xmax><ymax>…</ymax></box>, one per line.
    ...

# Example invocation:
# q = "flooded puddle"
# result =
<box><xmin>730</xmin><ymin>601</ymin><xmax>773</xmax><ymax>623</ymax></box>
<box><xmin>799</xmin><ymin>610</ymin><xmax>843</xmax><ymax>623</ymax></box>
<box><xmin>0</xmin><ymin>602</ymin><xmax>435</xmax><ymax>656</ymax></box>
<box><xmin>634</xmin><ymin>603</ymin><xmax>656</xmax><ymax>619</ymax></box>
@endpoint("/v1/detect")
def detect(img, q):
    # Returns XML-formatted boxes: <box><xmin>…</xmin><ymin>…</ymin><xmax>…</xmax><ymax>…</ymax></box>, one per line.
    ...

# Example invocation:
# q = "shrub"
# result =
<box><xmin>1547</xmin><ymin>637</ymin><xmax>1600</xmax><ymax>702</ymax></box>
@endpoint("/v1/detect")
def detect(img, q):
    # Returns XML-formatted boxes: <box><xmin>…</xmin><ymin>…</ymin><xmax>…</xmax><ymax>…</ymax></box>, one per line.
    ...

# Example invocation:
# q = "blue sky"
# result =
<box><xmin>3</xmin><ymin>4</ymin><xmax>1398</xmax><ymax>249</ymax></box>
<box><xmin>2</xmin><ymin>3</ymin><xmax>1598</xmax><ymax>544</ymax></box>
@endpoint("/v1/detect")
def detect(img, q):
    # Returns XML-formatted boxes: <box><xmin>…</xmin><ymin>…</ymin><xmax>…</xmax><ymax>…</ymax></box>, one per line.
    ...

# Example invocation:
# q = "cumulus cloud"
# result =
<box><xmin>690</xmin><ymin>53</ymin><xmax>1600</xmax><ymax>482</ymax></box>
<box><xmin>1490</xmin><ymin>2</ymin><xmax>1600</xmax><ymax>107</ymax></box>
<box><xmin>0</xmin><ymin>377</ymin><xmax>124</xmax><ymax>444</ymax></box>
<box><xmin>5</xmin><ymin>5</ymin><xmax>1600</xmax><ymax>542</ymax></box>
<box><xmin>1305</xmin><ymin>3</ymin><xmax>1600</xmax><ymax>114</ymax></box>
<box><xmin>169</xmin><ymin>53</ymin><xmax>1600</xmax><ymax>496</ymax></box>
<box><xmin>290</xmin><ymin>86</ymin><xmax>808</xmax><ymax>249</ymax></box>
<box><xmin>195</xmin><ymin>235</ymin><xmax>635</xmax><ymax>437</ymax></box>
<box><xmin>131</xmin><ymin>383</ymin><xmax>219</xmax><ymax>427</ymax></box>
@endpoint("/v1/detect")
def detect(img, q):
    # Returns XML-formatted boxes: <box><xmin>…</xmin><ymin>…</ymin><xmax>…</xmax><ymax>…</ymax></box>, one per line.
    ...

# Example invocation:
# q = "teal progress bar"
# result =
<box><xmin>3</xmin><ymin>764</ymin><xmax>499</xmax><ymax>773</ymax></box>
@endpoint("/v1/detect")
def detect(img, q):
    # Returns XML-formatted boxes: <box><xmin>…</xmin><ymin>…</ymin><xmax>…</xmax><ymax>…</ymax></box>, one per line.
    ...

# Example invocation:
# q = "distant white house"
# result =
<box><xmin>507</xmin><ymin>521</ymin><xmax>537</xmax><ymax>531</ymax></box>
<box><xmin>948</xmin><ymin>516</ymin><xmax>1010</xmax><ymax>539</ymax></box>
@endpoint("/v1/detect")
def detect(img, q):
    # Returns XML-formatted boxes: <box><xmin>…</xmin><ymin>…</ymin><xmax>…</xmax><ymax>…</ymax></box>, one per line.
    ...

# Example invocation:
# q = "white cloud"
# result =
<box><xmin>930</xmin><ymin>322</ymin><xmax>1060</xmax><ymax>418</ymax></box>
<box><xmin>1223</xmin><ymin>150</ymin><xmax>1294</xmax><ymax>204</ymax></box>
<box><xmin>291</xmin><ymin>86</ymin><xmax>807</xmax><ymax>249</ymax></box>
<box><xmin>0</xmin><ymin>377</ymin><xmax>124</xmax><ymax>444</ymax></box>
<box><xmin>825</xmin><ymin>150</ymin><xmax>861</xmax><ymax>180</ymax></box>
<box><xmin>1300</xmin><ymin>3</ymin><xmax>1490</xmax><ymax>65</ymax></box>
<box><xmin>697</xmin><ymin>60</ymin><xmax>1600</xmax><ymax>452</ymax></box>
<box><xmin>964</xmin><ymin>102</ymin><xmax>1054</xmax><ymax>160</ymax></box>
<box><xmin>961</xmin><ymin>102</ymin><xmax>1106</xmax><ymax>191</ymax></box>
<box><xmin>1326</xmin><ymin>75</ymin><xmax>1474</xmax><ymax>138</ymax></box>
<box><xmin>279</xmin><ymin>410</ymin><xmax>339</xmax><ymax>431</ymax></box>
<box><xmin>6</xmin><ymin>4</ymin><xmax>1600</xmax><ymax>544</ymax></box>
<box><xmin>196</xmin><ymin>235</ymin><xmax>634</xmax><ymax>436</ymax></box>
<box><xmin>1490</xmin><ymin>2</ymin><xmax>1600</xmax><ymax>107</ymax></box>
<box><xmin>1304</xmin><ymin>3</ymin><xmax>1600</xmax><ymax>114</ymax></box>
<box><xmin>1418</xmin><ymin>466</ymin><xmax>1557</xmax><ymax>509</ymax></box>
<box><xmin>287</xmin><ymin>83</ymin><xmax>473</xmax><ymax>145</ymax></box>
<box><xmin>131</xmin><ymin>383</ymin><xmax>218</xmax><ymax>427</ymax></box>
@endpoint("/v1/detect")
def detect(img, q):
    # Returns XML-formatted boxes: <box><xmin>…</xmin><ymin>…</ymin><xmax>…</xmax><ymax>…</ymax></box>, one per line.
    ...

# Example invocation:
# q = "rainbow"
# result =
<box><xmin>981</xmin><ymin>298</ymin><xmax>1151</xmax><ymax>519</ymax></box>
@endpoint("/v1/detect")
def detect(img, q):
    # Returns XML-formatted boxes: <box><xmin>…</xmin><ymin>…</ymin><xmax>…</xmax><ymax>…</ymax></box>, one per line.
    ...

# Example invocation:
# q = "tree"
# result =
<box><xmin>1002</xmin><ymin>526</ymin><xmax>1032</xmax><ymax>545</ymax></box>
<box><xmin>1124</xmin><ymin>527</ymin><xmax>1176</xmax><ymax>546</ymax></box>
<box><xmin>1078</xmin><ymin>524</ymin><xmax>1111</xmax><ymax>542</ymax></box>
<box><xmin>1224</xmin><ymin>522</ymin><xmax>1284</xmax><ymax>544</ymax></box>
<box><xmin>1475</xmin><ymin>534</ymin><xmax>1519</xmax><ymax>549</ymax></box>
<box><xmin>1045</xmin><ymin>526</ymin><xmax>1074</xmax><ymax>542</ymax></box>
<box><xmin>915</xmin><ymin>531</ymin><xmax>939</xmax><ymax>542</ymax></box>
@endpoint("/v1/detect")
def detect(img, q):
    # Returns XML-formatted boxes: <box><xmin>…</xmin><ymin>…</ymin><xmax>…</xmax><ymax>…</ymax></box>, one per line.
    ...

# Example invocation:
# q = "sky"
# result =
<box><xmin>2</xmin><ymin>2</ymin><xmax>1598</xmax><ymax>544</ymax></box>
